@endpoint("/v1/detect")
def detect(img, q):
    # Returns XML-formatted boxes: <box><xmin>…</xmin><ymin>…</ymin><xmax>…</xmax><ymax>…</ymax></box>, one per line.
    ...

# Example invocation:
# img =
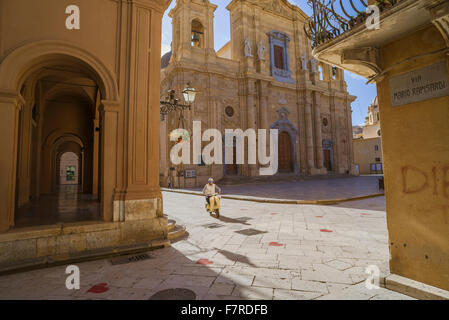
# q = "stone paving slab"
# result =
<box><xmin>0</xmin><ymin>191</ymin><xmax>413</xmax><ymax>300</ymax></box>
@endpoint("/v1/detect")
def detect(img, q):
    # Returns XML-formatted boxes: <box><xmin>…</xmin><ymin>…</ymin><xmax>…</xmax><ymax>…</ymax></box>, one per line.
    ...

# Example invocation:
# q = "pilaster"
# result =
<box><xmin>0</xmin><ymin>90</ymin><xmax>23</xmax><ymax>232</ymax></box>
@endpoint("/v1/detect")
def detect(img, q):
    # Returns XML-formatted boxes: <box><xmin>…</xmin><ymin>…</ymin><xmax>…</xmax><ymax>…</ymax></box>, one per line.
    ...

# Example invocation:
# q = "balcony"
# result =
<box><xmin>304</xmin><ymin>0</ymin><xmax>449</xmax><ymax>80</ymax></box>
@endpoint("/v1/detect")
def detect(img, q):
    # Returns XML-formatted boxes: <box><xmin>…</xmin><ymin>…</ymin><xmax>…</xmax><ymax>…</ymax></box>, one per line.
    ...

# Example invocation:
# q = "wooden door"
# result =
<box><xmin>278</xmin><ymin>131</ymin><xmax>293</xmax><ymax>172</ymax></box>
<box><xmin>323</xmin><ymin>149</ymin><xmax>332</xmax><ymax>171</ymax></box>
<box><xmin>225</xmin><ymin>145</ymin><xmax>238</xmax><ymax>175</ymax></box>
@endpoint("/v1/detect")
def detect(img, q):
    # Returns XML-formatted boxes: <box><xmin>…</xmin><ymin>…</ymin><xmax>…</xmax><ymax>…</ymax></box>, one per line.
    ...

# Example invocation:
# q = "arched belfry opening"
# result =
<box><xmin>191</xmin><ymin>19</ymin><xmax>204</xmax><ymax>48</ymax></box>
<box><xmin>13</xmin><ymin>54</ymin><xmax>106</xmax><ymax>227</ymax></box>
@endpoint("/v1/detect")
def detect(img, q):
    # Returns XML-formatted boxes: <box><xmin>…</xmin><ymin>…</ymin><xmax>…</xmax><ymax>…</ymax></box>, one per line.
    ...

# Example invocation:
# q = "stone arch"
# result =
<box><xmin>270</xmin><ymin>107</ymin><xmax>299</xmax><ymax>173</ymax></box>
<box><xmin>43</xmin><ymin>130</ymin><xmax>86</xmax><ymax>150</ymax></box>
<box><xmin>43</xmin><ymin>132</ymin><xmax>87</xmax><ymax>193</ymax></box>
<box><xmin>56</xmin><ymin>150</ymin><xmax>81</xmax><ymax>186</ymax></box>
<box><xmin>0</xmin><ymin>40</ymin><xmax>118</xmax><ymax>101</ymax></box>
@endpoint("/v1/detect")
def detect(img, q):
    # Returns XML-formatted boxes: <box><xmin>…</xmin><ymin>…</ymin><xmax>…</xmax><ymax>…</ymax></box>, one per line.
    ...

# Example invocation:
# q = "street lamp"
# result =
<box><xmin>160</xmin><ymin>83</ymin><xmax>196</xmax><ymax>118</ymax></box>
<box><xmin>182</xmin><ymin>82</ymin><xmax>197</xmax><ymax>105</ymax></box>
<box><xmin>160</xmin><ymin>84</ymin><xmax>197</xmax><ymax>189</ymax></box>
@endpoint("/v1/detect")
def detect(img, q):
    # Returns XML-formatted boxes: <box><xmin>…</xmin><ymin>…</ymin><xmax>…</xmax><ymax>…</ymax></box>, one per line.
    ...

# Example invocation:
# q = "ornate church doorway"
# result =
<box><xmin>278</xmin><ymin>131</ymin><xmax>293</xmax><ymax>173</ymax></box>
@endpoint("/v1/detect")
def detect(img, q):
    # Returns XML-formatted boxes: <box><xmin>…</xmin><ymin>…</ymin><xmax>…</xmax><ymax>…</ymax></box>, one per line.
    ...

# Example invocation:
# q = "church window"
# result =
<box><xmin>267</xmin><ymin>31</ymin><xmax>293</xmax><ymax>84</ymax></box>
<box><xmin>274</xmin><ymin>45</ymin><xmax>284</xmax><ymax>70</ymax></box>
<box><xmin>225</xmin><ymin>106</ymin><xmax>234</xmax><ymax>117</ymax></box>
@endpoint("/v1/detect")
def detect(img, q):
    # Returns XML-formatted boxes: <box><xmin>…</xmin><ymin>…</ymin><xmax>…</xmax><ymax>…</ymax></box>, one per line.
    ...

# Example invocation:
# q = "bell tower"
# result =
<box><xmin>169</xmin><ymin>0</ymin><xmax>217</xmax><ymax>60</ymax></box>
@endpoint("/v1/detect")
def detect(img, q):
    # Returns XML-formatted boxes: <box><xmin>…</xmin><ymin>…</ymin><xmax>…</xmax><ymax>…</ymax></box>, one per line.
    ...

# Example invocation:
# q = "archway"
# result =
<box><xmin>278</xmin><ymin>131</ymin><xmax>294</xmax><ymax>173</ymax></box>
<box><xmin>322</xmin><ymin>139</ymin><xmax>334</xmax><ymax>172</ymax></box>
<box><xmin>270</xmin><ymin>107</ymin><xmax>299</xmax><ymax>174</ymax></box>
<box><xmin>223</xmin><ymin>137</ymin><xmax>239</xmax><ymax>176</ymax></box>
<box><xmin>57</xmin><ymin>152</ymin><xmax>80</xmax><ymax>186</ymax></box>
<box><xmin>0</xmin><ymin>43</ymin><xmax>119</xmax><ymax>228</ymax></box>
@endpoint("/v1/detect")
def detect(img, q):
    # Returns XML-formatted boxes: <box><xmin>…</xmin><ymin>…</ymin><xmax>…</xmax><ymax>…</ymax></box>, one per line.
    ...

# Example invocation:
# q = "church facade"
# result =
<box><xmin>160</xmin><ymin>0</ymin><xmax>357</xmax><ymax>188</ymax></box>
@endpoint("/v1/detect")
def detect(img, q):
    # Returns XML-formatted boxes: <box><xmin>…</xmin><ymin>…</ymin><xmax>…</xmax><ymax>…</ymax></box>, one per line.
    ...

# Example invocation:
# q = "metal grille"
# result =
<box><xmin>149</xmin><ymin>288</ymin><xmax>197</xmax><ymax>300</ymax></box>
<box><xmin>235</xmin><ymin>217</ymin><xmax>253</xmax><ymax>222</ymax></box>
<box><xmin>304</xmin><ymin>0</ymin><xmax>398</xmax><ymax>48</ymax></box>
<box><xmin>201</xmin><ymin>223</ymin><xmax>224</xmax><ymax>229</ymax></box>
<box><xmin>109</xmin><ymin>253</ymin><xmax>152</xmax><ymax>266</ymax></box>
<box><xmin>235</xmin><ymin>228</ymin><xmax>267</xmax><ymax>236</ymax></box>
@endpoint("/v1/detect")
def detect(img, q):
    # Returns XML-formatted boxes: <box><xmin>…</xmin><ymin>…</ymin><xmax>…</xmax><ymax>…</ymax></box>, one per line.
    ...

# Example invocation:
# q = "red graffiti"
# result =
<box><xmin>87</xmin><ymin>283</ymin><xmax>109</xmax><ymax>294</ymax></box>
<box><xmin>401</xmin><ymin>165</ymin><xmax>449</xmax><ymax>199</ymax></box>
<box><xmin>269</xmin><ymin>242</ymin><xmax>284</xmax><ymax>247</ymax></box>
<box><xmin>316</xmin><ymin>216</ymin><xmax>323</xmax><ymax>218</ymax></box>
<box><xmin>271</xmin><ymin>212</ymin><xmax>280</xmax><ymax>215</ymax></box>
<box><xmin>320</xmin><ymin>229</ymin><xmax>333</xmax><ymax>233</ymax></box>
<box><xmin>402</xmin><ymin>166</ymin><xmax>429</xmax><ymax>194</ymax></box>
<box><xmin>197</xmin><ymin>259</ymin><xmax>213</xmax><ymax>265</ymax></box>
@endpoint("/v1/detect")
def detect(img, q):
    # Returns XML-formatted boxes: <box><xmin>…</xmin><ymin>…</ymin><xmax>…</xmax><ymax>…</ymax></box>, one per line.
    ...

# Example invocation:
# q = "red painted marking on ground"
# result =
<box><xmin>271</xmin><ymin>212</ymin><xmax>280</xmax><ymax>215</ymax></box>
<box><xmin>87</xmin><ymin>283</ymin><xmax>109</xmax><ymax>293</ymax></box>
<box><xmin>196</xmin><ymin>259</ymin><xmax>213</xmax><ymax>265</ymax></box>
<box><xmin>269</xmin><ymin>242</ymin><xmax>284</xmax><ymax>247</ymax></box>
<box><xmin>316</xmin><ymin>216</ymin><xmax>323</xmax><ymax>218</ymax></box>
<box><xmin>361</xmin><ymin>213</ymin><xmax>370</xmax><ymax>216</ymax></box>
<box><xmin>320</xmin><ymin>229</ymin><xmax>333</xmax><ymax>233</ymax></box>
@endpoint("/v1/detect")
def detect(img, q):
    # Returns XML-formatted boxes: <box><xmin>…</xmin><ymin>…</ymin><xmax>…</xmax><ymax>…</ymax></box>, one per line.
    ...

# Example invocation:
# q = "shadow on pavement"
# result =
<box><xmin>214</xmin><ymin>248</ymin><xmax>257</xmax><ymax>268</ymax></box>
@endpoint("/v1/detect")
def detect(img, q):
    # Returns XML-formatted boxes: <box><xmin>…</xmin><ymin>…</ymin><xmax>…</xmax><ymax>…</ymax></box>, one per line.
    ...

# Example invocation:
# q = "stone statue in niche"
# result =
<box><xmin>244</xmin><ymin>38</ymin><xmax>252</xmax><ymax>57</ymax></box>
<box><xmin>300</xmin><ymin>55</ymin><xmax>308</xmax><ymax>71</ymax></box>
<box><xmin>257</xmin><ymin>40</ymin><xmax>266</xmax><ymax>61</ymax></box>
<box><xmin>310</xmin><ymin>58</ymin><xmax>318</xmax><ymax>73</ymax></box>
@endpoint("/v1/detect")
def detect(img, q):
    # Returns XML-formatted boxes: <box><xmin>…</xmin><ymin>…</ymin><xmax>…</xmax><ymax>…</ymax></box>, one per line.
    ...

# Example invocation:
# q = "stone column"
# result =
<box><xmin>314</xmin><ymin>92</ymin><xmax>324</xmax><ymax>169</ymax></box>
<box><xmin>100</xmin><ymin>101</ymin><xmax>119</xmax><ymax>222</ymax></box>
<box><xmin>304</xmin><ymin>102</ymin><xmax>315</xmax><ymax>171</ymax></box>
<box><xmin>329</xmin><ymin>94</ymin><xmax>339</xmax><ymax>173</ymax></box>
<box><xmin>246</xmin><ymin>80</ymin><xmax>257</xmax><ymax>176</ymax></box>
<box><xmin>117</xmin><ymin>0</ymin><xmax>168</xmax><ymax>223</ymax></box>
<box><xmin>0</xmin><ymin>90</ymin><xmax>22</xmax><ymax>232</ymax></box>
<box><xmin>16</xmin><ymin>97</ymin><xmax>33</xmax><ymax>206</ymax></box>
<box><xmin>92</xmin><ymin>118</ymin><xmax>100</xmax><ymax>198</ymax></box>
<box><xmin>345</xmin><ymin>97</ymin><xmax>356</xmax><ymax>174</ymax></box>
<box><xmin>258</xmin><ymin>81</ymin><xmax>268</xmax><ymax>130</ymax></box>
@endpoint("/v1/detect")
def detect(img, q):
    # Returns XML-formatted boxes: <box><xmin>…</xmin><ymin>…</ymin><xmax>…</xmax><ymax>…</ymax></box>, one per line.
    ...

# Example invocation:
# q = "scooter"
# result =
<box><xmin>206</xmin><ymin>193</ymin><xmax>221</xmax><ymax>218</ymax></box>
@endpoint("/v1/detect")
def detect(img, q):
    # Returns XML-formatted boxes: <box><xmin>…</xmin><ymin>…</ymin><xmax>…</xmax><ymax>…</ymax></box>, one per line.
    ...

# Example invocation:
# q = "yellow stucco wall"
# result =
<box><xmin>353</xmin><ymin>137</ymin><xmax>383</xmax><ymax>175</ymax></box>
<box><xmin>377</xmin><ymin>25</ymin><xmax>449</xmax><ymax>290</ymax></box>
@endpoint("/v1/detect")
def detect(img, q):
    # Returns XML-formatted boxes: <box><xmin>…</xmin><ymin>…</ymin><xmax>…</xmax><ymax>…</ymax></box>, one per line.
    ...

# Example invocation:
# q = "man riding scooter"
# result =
<box><xmin>202</xmin><ymin>178</ymin><xmax>222</xmax><ymax>218</ymax></box>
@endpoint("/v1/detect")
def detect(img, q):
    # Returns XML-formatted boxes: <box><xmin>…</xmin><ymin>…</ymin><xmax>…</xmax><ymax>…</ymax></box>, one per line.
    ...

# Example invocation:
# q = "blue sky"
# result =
<box><xmin>161</xmin><ymin>0</ymin><xmax>376</xmax><ymax>126</ymax></box>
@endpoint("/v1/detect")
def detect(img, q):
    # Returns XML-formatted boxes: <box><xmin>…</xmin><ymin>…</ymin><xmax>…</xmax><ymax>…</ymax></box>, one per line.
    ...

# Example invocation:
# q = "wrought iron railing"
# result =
<box><xmin>304</xmin><ymin>0</ymin><xmax>398</xmax><ymax>48</ymax></box>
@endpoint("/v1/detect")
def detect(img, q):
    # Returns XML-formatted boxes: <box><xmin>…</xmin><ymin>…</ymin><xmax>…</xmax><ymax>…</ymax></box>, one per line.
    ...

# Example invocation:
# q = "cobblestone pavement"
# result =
<box><xmin>0</xmin><ymin>192</ymin><xmax>412</xmax><ymax>300</ymax></box>
<box><xmin>188</xmin><ymin>176</ymin><xmax>384</xmax><ymax>200</ymax></box>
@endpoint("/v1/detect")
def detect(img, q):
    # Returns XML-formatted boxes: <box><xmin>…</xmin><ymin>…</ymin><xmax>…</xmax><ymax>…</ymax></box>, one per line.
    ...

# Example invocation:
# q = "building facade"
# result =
<box><xmin>0</xmin><ymin>0</ymin><xmax>171</xmax><ymax>271</ymax></box>
<box><xmin>160</xmin><ymin>0</ymin><xmax>357</xmax><ymax>188</ymax></box>
<box><xmin>306</xmin><ymin>0</ymin><xmax>449</xmax><ymax>293</ymax></box>
<box><xmin>353</xmin><ymin>97</ymin><xmax>383</xmax><ymax>174</ymax></box>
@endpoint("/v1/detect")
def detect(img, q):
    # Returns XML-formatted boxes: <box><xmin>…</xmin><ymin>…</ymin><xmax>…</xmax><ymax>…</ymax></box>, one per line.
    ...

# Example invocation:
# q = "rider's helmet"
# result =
<box><xmin>208</xmin><ymin>178</ymin><xmax>214</xmax><ymax>184</ymax></box>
